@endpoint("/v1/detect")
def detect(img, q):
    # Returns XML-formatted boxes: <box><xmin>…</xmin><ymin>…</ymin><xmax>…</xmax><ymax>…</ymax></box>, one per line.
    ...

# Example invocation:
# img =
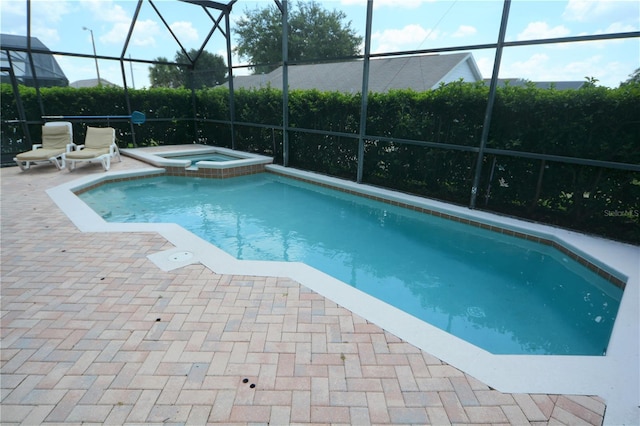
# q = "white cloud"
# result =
<box><xmin>604</xmin><ymin>22</ymin><xmax>638</xmax><ymax>33</ymax></box>
<box><xmin>560</xmin><ymin>55</ymin><xmax>628</xmax><ymax>86</ymax></box>
<box><xmin>563</xmin><ymin>0</ymin><xmax>640</xmax><ymax>27</ymax></box>
<box><xmin>563</xmin><ymin>55</ymin><xmax>602</xmax><ymax>75</ymax></box>
<box><xmin>100</xmin><ymin>22</ymin><xmax>132</xmax><ymax>45</ymax></box>
<box><xmin>81</xmin><ymin>0</ymin><xmax>160</xmax><ymax>49</ymax></box>
<box><xmin>500</xmin><ymin>52</ymin><xmax>625</xmax><ymax>87</ymax></box>
<box><xmin>80</xmin><ymin>1</ymin><xmax>199</xmax><ymax>52</ymax></box>
<box><xmin>0</xmin><ymin>0</ymin><xmax>25</xmax><ymax>17</ymax></box>
<box><xmin>340</xmin><ymin>0</ymin><xmax>436</xmax><ymax>8</ymax></box>
<box><xmin>170</xmin><ymin>21</ymin><xmax>199</xmax><ymax>43</ymax></box>
<box><xmin>575</xmin><ymin>23</ymin><xmax>639</xmax><ymax>49</ymax></box>
<box><xmin>32</xmin><ymin>0</ymin><xmax>73</xmax><ymax>23</ymax></box>
<box><xmin>131</xmin><ymin>20</ymin><xmax>163</xmax><ymax>47</ymax></box>
<box><xmin>372</xmin><ymin>24</ymin><xmax>440</xmax><ymax>53</ymax></box>
<box><xmin>1</xmin><ymin>0</ymin><xmax>73</xmax><ymax>46</ymax></box>
<box><xmin>517</xmin><ymin>22</ymin><xmax>571</xmax><ymax>41</ymax></box>
<box><xmin>452</xmin><ymin>25</ymin><xmax>477</xmax><ymax>38</ymax></box>
<box><xmin>562</xmin><ymin>0</ymin><xmax>594</xmax><ymax>22</ymax></box>
<box><xmin>100</xmin><ymin>20</ymin><xmax>161</xmax><ymax>47</ymax></box>
<box><xmin>475</xmin><ymin>55</ymin><xmax>494</xmax><ymax>78</ymax></box>
<box><xmin>505</xmin><ymin>53</ymin><xmax>551</xmax><ymax>79</ymax></box>
<box><xmin>81</xmin><ymin>0</ymin><xmax>129</xmax><ymax>23</ymax></box>
<box><xmin>34</xmin><ymin>27</ymin><xmax>61</xmax><ymax>45</ymax></box>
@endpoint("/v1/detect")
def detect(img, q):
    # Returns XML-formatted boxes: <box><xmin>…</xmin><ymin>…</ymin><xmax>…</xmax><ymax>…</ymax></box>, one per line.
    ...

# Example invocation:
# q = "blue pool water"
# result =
<box><xmin>79</xmin><ymin>174</ymin><xmax>622</xmax><ymax>355</ymax></box>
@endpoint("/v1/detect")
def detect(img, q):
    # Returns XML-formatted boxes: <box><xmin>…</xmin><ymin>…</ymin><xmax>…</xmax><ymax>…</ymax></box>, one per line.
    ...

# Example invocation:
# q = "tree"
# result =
<box><xmin>149</xmin><ymin>57</ymin><xmax>182</xmax><ymax>88</ymax></box>
<box><xmin>582</xmin><ymin>76</ymin><xmax>599</xmax><ymax>89</ymax></box>
<box><xmin>234</xmin><ymin>1</ymin><xmax>362</xmax><ymax>74</ymax></box>
<box><xmin>149</xmin><ymin>49</ymin><xmax>227</xmax><ymax>89</ymax></box>
<box><xmin>620</xmin><ymin>67</ymin><xmax>640</xmax><ymax>86</ymax></box>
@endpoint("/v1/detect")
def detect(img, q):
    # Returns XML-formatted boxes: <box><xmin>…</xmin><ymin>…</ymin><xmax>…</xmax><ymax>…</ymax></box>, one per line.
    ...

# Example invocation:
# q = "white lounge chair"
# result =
<box><xmin>66</xmin><ymin>126</ymin><xmax>121</xmax><ymax>171</ymax></box>
<box><xmin>14</xmin><ymin>121</ymin><xmax>74</xmax><ymax>170</ymax></box>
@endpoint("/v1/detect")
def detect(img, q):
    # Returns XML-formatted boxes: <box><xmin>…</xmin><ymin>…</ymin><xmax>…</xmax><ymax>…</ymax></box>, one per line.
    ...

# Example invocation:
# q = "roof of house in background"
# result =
<box><xmin>0</xmin><ymin>33</ymin><xmax>68</xmax><ymax>87</ymax></box>
<box><xmin>69</xmin><ymin>78</ymin><xmax>118</xmax><ymax>88</ymax></box>
<box><xmin>484</xmin><ymin>78</ymin><xmax>585</xmax><ymax>90</ymax></box>
<box><xmin>1</xmin><ymin>33</ymin><xmax>48</xmax><ymax>50</ymax></box>
<box><xmin>225</xmin><ymin>52</ymin><xmax>483</xmax><ymax>93</ymax></box>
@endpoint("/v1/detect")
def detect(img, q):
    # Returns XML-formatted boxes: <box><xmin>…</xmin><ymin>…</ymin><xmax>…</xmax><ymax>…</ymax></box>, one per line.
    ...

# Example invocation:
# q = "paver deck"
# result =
<box><xmin>1</xmin><ymin>157</ymin><xmax>607</xmax><ymax>425</ymax></box>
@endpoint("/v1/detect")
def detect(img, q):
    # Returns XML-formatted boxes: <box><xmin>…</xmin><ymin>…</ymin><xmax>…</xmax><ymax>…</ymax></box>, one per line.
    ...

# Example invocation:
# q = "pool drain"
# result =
<box><xmin>168</xmin><ymin>251</ymin><xmax>193</xmax><ymax>262</ymax></box>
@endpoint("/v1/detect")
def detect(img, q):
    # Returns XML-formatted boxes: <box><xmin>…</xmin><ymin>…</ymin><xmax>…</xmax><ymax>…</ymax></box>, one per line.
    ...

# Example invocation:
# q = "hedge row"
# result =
<box><xmin>2</xmin><ymin>82</ymin><xmax>638</xmax><ymax>243</ymax></box>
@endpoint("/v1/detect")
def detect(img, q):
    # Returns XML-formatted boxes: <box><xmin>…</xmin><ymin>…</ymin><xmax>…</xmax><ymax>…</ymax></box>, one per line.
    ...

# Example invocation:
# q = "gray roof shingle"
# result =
<box><xmin>226</xmin><ymin>52</ymin><xmax>482</xmax><ymax>93</ymax></box>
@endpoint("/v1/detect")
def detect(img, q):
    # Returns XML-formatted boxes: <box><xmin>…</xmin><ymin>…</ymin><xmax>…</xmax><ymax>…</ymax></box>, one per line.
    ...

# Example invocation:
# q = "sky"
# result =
<box><xmin>1</xmin><ymin>0</ymin><xmax>638</xmax><ymax>89</ymax></box>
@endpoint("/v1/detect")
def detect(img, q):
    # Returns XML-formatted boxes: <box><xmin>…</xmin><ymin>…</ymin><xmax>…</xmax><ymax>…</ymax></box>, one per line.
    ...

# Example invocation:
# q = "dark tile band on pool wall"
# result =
<box><xmin>163</xmin><ymin>164</ymin><xmax>267</xmax><ymax>178</ymax></box>
<box><xmin>72</xmin><ymin>169</ymin><xmax>628</xmax><ymax>291</ymax></box>
<box><xmin>72</xmin><ymin>164</ymin><xmax>267</xmax><ymax>194</ymax></box>
<box><xmin>269</xmin><ymin>171</ymin><xmax>628</xmax><ymax>291</ymax></box>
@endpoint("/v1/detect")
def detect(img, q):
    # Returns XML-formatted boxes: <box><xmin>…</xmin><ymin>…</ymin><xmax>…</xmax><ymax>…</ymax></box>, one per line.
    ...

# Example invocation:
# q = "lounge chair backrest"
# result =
<box><xmin>41</xmin><ymin>124</ymin><xmax>72</xmax><ymax>150</ymax></box>
<box><xmin>85</xmin><ymin>127</ymin><xmax>115</xmax><ymax>149</ymax></box>
<box><xmin>44</xmin><ymin>121</ymin><xmax>73</xmax><ymax>133</ymax></box>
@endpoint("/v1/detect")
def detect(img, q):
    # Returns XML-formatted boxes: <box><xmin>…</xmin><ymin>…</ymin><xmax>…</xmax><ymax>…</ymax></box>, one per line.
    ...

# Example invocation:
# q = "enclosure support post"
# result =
<box><xmin>282</xmin><ymin>0</ymin><xmax>290</xmax><ymax>167</ymax></box>
<box><xmin>118</xmin><ymin>59</ymin><xmax>138</xmax><ymax>147</ymax></box>
<box><xmin>120</xmin><ymin>0</ymin><xmax>143</xmax><ymax>147</ymax></box>
<box><xmin>470</xmin><ymin>0</ymin><xmax>511</xmax><ymax>209</ymax></box>
<box><xmin>356</xmin><ymin>0</ymin><xmax>374</xmax><ymax>183</ymax></box>
<box><xmin>3</xmin><ymin>61</ymin><xmax>31</xmax><ymax>146</ymax></box>
<box><xmin>25</xmin><ymin>0</ymin><xmax>45</xmax><ymax>118</ymax></box>
<box><xmin>225</xmin><ymin>10</ymin><xmax>236</xmax><ymax>150</ymax></box>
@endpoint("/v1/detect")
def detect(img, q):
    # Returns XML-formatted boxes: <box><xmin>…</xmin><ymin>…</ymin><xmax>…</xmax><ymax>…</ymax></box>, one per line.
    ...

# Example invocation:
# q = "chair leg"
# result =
<box><xmin>52</xmin><ymin>157</ymin><xmax>63</xmax><ymax>170</ymax></box>
<box><xmin>15</xmin><ymin>159</ymin><xmax>28</xmax><ymax>171</ymax></box>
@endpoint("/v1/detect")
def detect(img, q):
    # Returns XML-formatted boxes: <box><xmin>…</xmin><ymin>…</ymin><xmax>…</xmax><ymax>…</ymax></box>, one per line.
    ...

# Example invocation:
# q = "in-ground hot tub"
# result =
<box><xmin>121</xmin><ymin>144</ymin><xmax>273</xmax><ymax>177</ymax></box>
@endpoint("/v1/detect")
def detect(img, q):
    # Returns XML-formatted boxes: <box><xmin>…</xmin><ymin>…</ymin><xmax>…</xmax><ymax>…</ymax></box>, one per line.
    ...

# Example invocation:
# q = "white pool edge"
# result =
<box><xmin>120</xmin><ymin>145</ymin><xmax>273</xmax><ymax>170</ymax></box>
<box><xmin>47</xmin><ymin>166</ymin><xmax>640</xmax><ymax>425</ymax></box>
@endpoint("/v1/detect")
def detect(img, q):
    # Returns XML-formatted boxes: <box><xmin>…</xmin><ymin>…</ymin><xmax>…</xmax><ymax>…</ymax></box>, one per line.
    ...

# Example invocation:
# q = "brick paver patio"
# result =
<box><xmin>1</xmin><ymin>157</ymin><xmax>606</xmax><ymax>425</ymax></box>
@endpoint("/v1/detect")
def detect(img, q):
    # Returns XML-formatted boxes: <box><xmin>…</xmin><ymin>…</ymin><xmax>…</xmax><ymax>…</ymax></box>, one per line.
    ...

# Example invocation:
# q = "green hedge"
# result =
<box><xmin>2</xmin><ymin>82</ymin><xmax>638</xmax><ymax>243</ymax></box>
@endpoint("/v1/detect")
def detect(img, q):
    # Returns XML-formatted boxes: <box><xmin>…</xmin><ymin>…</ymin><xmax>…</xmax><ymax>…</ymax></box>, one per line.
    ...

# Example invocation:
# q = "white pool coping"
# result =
<box><xmin>47</xmin><ymin>165</ymin><xmax>640</xmax><ymax>425</ymax></box>
<box><xmin>120</xmin><ymin>145</ymin><xmax>273</xmax><ymax>170</ymax></box>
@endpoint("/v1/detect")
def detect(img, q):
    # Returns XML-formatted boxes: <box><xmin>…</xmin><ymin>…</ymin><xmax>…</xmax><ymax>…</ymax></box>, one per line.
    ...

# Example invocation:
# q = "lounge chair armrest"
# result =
<box><xmin>32</xmin><ymin>144</ymin><xmax>43</xmax><ymax>150</ymax></box>
<box><xmin>66</xmin><ymin>143</ymin><xmax>76</xmax><ymax>152</ymax></box>
<box><xmin>75</xmin><ymin>144</ymin><xmax>86</xmax><ymax>150</ymax></box>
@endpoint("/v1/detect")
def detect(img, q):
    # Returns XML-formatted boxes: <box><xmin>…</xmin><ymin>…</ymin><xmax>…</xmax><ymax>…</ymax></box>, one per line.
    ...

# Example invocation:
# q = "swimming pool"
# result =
<box><xmin>78</xmin><ymin>172</ymin><xmax>623</xmax><ymax>356</ymax></box>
